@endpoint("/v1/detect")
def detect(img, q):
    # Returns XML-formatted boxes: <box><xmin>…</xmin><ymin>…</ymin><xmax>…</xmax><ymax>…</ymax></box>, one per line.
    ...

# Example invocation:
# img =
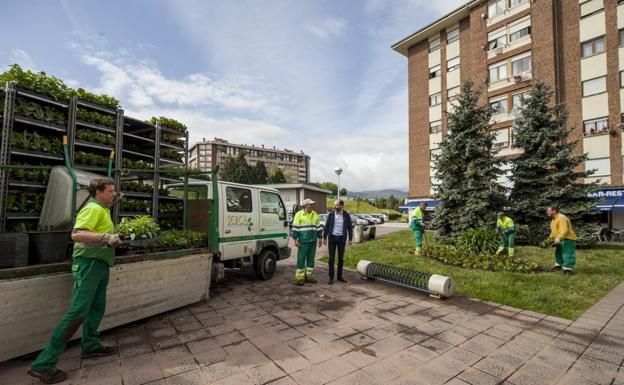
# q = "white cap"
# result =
<box><xmin>301</xmin><ymin>198</ymin><xmax>315</xmax><ymax>206</ymax></box>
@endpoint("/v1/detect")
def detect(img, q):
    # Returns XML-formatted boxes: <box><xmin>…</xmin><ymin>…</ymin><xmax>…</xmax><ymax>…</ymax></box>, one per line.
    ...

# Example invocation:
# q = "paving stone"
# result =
<box><xmin>326</xmin><ymin>370</ymin><xmax>379</xmax><ymax>385</ymax></box>
<box><xmin>225</xmin><ymin>341</ymin><xmax>272</xmax><ymax>370</ymax></box>
<box><xmin>340</xmin><ymin>349</ymin><xmax>380</xmax><ymax>369</ymax></box>
<box><xmin>79</xmin><ymin>359</ymin><xmax>123</xmax><ymax>385</ymax></box>
<box><xmin>259</xmin><ymin>342</ymin><xmax>312</xmax><ymax>374</ymax></box>
<box><xmin>245</xmin><ymin>362</ymin><xmax>286</xmax><ymax>385</ymax></box>
<box><xmin>193</xmin><ymin>347</ymin><xmax>228</xmax><ymax>367</ymax></box>
<box><xmin>299</xmin><ymin>339</ymin><xmax>353</xmax><ymax>364</ymax></box>
<box><xmin>121</xmin><ymin>352</ymin><xmax>164</xmax><ymax>385</ymax></box>
<box><xmin>216</xmin><ymin>331</ymin><xmax>247</xmax><ymax>347</ymax></box>
<box><xmin>457</xmin><ymin>367</ymin><xmax>502</xmax><ymax>385</ymax></box>
<box><xmin>154</xmin><ymin>345</ymin><xmax>198</xmax><ymax>377</ymax></box>
<box><xmin>267</xmin><ymin>377</ymin><xmax>298</xmax><ymax>385</ymax></box>
<box><xmin>362</xmin><ymin>351</ymin><xmax>421</xmax><ymax>383</ymax></box>
<box><xmin>404</xmin><ymin>343</ymin><xmax>439</xmax><ymax>363</ymax></box>
<box><xmin>211</xmin><ymin>372</ymin><xmax>255</xmax><ymax>385</ymax></box>
<box><xmin>473</xmin><ymin>357</ymin><xmax>517</xmax><ymax>379</ymax></box>
<box><xmin>344</xmin><ymin>333</ymin><xmax>376</xmax><ymax>347</ymax></box>
<box><xmin>165</xmin><ymin>368</ymin><xmax>206</xmax><ymax>385</ymax></box>
<box><xmin>287</xmin><ymin>336</ymin><xmax>320</xmax><ymax>353</ymax></box>
<box><xmin>290</xmin><ymin>357</ymin><xmax>357</xmax><ymax>385</ymax></box>
<box><xmin>200</xmin><ymin>359</ymin><xmax>242</xmax><ymax>383</ymax></box>
<box><xmin>366</xmin><ymin>334</ymin><xmax>414</xmax><ymax>358</ymax></box>
<box><xmin>178</xmin><ymin>328</ymin><xmax>211</xmax><ymax>344</ymax></box>
<box><xmin>186</xmin><ymin>337</ymin><xmax>219</xmax><ymax>355</ymax></box>
<box><xmin>442</xmin><ymin>347</ymin><xmax>482</xmax><ymax>367</ymax></box>
<box><xmin>420</xmin><ymin>337</ymin><xmax>454</xmax><ymax>354</ymax></box>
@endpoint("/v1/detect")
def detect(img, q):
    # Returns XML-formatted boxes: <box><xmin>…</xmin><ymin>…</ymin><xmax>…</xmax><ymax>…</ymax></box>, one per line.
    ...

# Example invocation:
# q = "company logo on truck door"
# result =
<box><xmin>227</xmin><ymin>215</ymin><xmax>254</xmax><ymax>232</ymax></box>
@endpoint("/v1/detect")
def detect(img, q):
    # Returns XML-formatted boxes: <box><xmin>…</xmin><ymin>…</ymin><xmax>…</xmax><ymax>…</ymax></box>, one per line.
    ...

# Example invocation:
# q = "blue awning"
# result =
<box><xmin>399</xmin><ymin>199</ymin><xmax>439</xmax><ymax>212</ymax></box>
<box><xmin>589</xmin><ymin>188</ymin><xmax>624</xmax><ymax>212</ymax></box>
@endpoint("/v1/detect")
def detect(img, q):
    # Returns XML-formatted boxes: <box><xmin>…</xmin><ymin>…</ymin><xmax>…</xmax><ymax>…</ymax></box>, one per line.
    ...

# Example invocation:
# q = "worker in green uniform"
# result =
<box><xmin>495</xmin><ymin>211</ymin><xmax>516</xmax><ymax>257</ymax></box>
<box><xmin>29</xmin><ymin>179</ymin><xmax>123</xmax><ymax>384</ymax></box>
<box><xmin>409</xmin><ymin>202</ymin><xmax>428</xmax><ymax>255</ymax></box>
<box><xmin>547</xmin><ymin>206</ymin><xmax>577</xmax><ymax>275</ymax></box>
<box><xmin>292</xmin><ymin>198</ymin><xmax>323</xmax><ymax>286</ymax></box>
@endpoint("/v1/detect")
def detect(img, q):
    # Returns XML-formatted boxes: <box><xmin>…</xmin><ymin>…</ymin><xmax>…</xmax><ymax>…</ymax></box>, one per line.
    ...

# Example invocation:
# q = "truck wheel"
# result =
<box><xmin>255</xmin><ymin>249</ymin><xmax>277</xmax><ymax>280</ymax></box>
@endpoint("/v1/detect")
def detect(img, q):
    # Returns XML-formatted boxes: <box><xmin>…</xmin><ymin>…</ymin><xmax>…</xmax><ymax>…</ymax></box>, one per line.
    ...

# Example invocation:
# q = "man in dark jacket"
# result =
<box><xmin>323</xmin><ymin>199</ymin><xmax>353</xmax><ymax>284</ymax></box>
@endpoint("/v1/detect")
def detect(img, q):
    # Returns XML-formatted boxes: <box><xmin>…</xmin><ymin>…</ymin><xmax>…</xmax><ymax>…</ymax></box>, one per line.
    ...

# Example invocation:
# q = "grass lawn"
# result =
<box><xmin>325</xmin><ymin>198</ymin><xmax>400</xmax><ymax>215</ymax></box>
<box><xmin>320</xmin><ymin>230</ymin><xmax>624</xmax><ymax>320</ymax></box>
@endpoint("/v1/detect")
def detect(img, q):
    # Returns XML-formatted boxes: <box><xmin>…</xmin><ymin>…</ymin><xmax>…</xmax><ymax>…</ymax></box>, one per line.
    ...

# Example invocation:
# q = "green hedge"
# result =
<box><xmin>421</xmin><ymin>244</ymin><xmax>539</xmax><ymax>273</ymax></box>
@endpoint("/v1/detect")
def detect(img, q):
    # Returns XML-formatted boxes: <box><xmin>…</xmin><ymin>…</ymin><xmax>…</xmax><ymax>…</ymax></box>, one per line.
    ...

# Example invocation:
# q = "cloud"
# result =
<box><xmin>7</xmin><ymin>49</ymin><xmax>35</xmax><ymax>71</ymax></box>
<box><xmin>306</xmin><ymin>17</ymin><xmax>347</xmax><ymax>40</ymax></box>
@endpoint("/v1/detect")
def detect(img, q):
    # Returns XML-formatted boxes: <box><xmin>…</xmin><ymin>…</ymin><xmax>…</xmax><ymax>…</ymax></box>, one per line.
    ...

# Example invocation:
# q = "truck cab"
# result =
<box><xmin>168</xmin><ymin>180</ymin><xmax>291</xmax><ymax>281</ymax></box>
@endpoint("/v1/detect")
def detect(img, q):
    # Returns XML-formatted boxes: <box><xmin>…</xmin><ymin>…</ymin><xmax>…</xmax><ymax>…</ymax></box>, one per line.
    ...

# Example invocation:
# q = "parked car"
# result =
<box><xmin>363</xmin><ymin>214</ymin><xmax>383</xmax><ymax>224</ymax></box>
<box><xmin>369</xmin><ymin>214</ymin><xmax>385</xmax><ymax>223</ymax></box>
<box><xmin>350</xmin><ymin>214</ymin><xmax>369</xmax><ymax>226</ymax></box>
<box><xmin>319</xmin><ymin>214</ymin><xmax>328</xmax><ymax>229</ymax></box>
<box><xmin>354</xmin><ymin>214</ymin><xmax>375</xmax><ymax>225</ymax></box>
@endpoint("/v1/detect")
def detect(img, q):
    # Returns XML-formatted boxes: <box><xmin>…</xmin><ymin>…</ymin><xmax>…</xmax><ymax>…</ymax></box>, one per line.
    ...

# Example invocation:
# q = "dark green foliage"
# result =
<box><xmin>9</xmin><ymin>163</ymin><xmax>50</xmax><ymax>183</ymax></box>
<box><xmin>421</xmin><ymin>244</ymin><xmax>539</xmax><ymax>273</ymax></box>
<box><xmin>221</xmin><ymin>153</ymin><xmax>252</xmax><ymax>183</ymax></box>
<box><xmin>122</xmin><ymin>158</ymin><xmax>153</xmax><ymax>170</ymax></box>
<box><xmin>509</xmin><ymin>81</ymin><xmax>597</xmax><ymax>246</ymax></box>
<box><xmin>160</xmin><ymin>150</ymin><xmax>183</xmax><ymax>162</ymax></box>
<box><xmin>121</xmin><ymin>181</ymin><xmax>153</xmax><ymax>193</ymax></box>
<box><xmin>6</xmin><ymin>191</ymin><xmax>44</xmax><ymax>213</ymax></box>
<box><xmin>251</xmin><ymin>161</ymin><xmax>269</xmax><ymax>184</ymax></box>
<box><xmin>455</xmin><ymin>228</ymin><xmax>499</xmax><ymax>254</ymax></box>
<box><xmin>11</xmin><ymin>130</ymin><xmax>62</xmax><ymax>154</ymax></box>
<box><xmin>150</xmin><ymin>116</ymin><xmax>187</xmax><ymax>133</ymax></box>
<box><xmin>76</xmin><ymin>108</ymin><xmax>116</xmax><ymax>128</ymax></box>
<box><xmin>74</xmin><ymin>88</ymin><xmax>119</xmax><ymax>109</ymax></box>
<box><xmin>120</xmin><ymin>199</ymin><xmax>151</xmax><ymax>213</ymax></box>
<box><xmin>15</xmin><ymin>97</ymin><xmax>66</xmax><ymax>126</ymax></box>
<box><xmin>432</xmin><ymin>82</ymin><xmax>504</xmax><ymax>243</ymax></box>
<box><xmin>268</xmin><ymin>167</ymin><xmax>287</xmax><ymax>184</ymax></box>
<box><xmin>75</xmin><ymin>129</ymin><xmax>115</xmax><ymax>145</ymax></box>
<box><xmin>159</xmin><ymin>202</ymin><xmax>183</xmax><ymax>214</ymax></box>
<box><xmin>75</xmin><ymin>151</ymin><xmax>109</xmax><ymax>166</ymax></box>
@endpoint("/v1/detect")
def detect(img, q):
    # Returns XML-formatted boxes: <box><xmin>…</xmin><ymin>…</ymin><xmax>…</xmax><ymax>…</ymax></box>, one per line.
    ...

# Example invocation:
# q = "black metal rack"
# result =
<box><xmin>0</xmin><ymin>81</ymin><xmax>189</xmax><ymax>232</ymax></box>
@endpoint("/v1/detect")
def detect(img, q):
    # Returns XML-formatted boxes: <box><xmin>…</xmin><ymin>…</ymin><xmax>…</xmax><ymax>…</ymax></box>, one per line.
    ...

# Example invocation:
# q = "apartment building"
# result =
<box><xmin>393</xmin><ymin>0</ymin><xmax>624</xmax><ymax>226</ymax></box>
<box><xmin>189</xmin><ymin>138</ymin><xmax>310</xmax><ymax>183</ymax></box>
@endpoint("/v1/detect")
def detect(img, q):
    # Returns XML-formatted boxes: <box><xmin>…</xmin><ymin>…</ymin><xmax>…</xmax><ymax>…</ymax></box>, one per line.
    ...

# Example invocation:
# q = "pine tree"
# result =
<box><xmin>268</xmin><ymin>167</ymin><xmax>287</xmax><ymax>184</ymax></box>
<box><xmin>220</xmin><ymin>153</ymin><xmax>252</xmax><ymax>183</ymax></box>
<box><xmin>432</xmin><ymin>82</ymin><xmax>504</xmax><ymax>242</ymax></box>
<box><xmin>251</xmin><ymin>161</ymin><xmax>269</xmax><ymax>184</ymax></box>
<box><xmin>509</xmin><ymin>81</ymin><xmax>597</xmax><ymax>246</ymax></box>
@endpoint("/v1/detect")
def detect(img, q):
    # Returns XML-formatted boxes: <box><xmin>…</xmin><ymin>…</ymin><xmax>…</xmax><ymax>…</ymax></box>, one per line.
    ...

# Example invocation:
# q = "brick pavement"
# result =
<box><xmin>1</xmin><ymin>254</ymin><xmax>623</xmax><ymax>385</ymax></box>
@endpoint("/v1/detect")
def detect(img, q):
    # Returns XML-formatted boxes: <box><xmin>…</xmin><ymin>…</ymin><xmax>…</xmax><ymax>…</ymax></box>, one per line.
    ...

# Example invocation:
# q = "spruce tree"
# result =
<box><xmin>509</xmin><ymin>81</ymin><xmax>597</xmax><ymax>245</ymax></box>
<box><xmin>432</xmin><ymin>82</ymin><xmax>504</xmax><ymax>242</ymax></box>
<box><xmin>251</xmin><ymin>161</ymin><xmax>269</xmax><ymax>184</ymax></box>
<box><xmin>268</xmin><ymin>167</ymin><xmax>287</xmax><ymax>183</ymax></box>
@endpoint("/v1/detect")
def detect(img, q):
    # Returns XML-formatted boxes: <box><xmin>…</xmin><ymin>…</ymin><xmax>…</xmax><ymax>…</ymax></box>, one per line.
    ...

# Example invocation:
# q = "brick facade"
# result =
<box><xmin>396</xmin><ymin>0</ymin><xmax>624</xmax><ymax>198</ymax></box>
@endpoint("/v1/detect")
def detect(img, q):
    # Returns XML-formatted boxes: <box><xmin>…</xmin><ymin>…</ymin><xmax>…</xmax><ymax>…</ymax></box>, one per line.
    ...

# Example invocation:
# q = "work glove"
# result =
<box><xmin>553</xmin><ymin>237</ymin><xmax>561</xmax><ymax>245</ymax></box>
<box><xmin>102</xmin><ymin>233</ymin><xmax>123</xmax><ymax>247</ymax></box>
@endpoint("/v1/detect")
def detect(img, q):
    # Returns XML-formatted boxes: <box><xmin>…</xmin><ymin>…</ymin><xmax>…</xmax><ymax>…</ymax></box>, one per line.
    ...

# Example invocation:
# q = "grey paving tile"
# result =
<box><xmin>245</xmin><ymin>362</ymin><xmax>286</xmax><ymax>385</ymax></box>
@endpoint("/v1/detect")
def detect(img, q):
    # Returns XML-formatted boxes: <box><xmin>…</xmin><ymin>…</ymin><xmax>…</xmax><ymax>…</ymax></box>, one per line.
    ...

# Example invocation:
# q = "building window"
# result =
<box><xmin>583</xmin><ymin>117</ymin><xmax>609</xmax><ymax>136</ymax></box>
<box><xmin>509</xmin><ymin>25</ymin><xmax>531</xmax><ymax>42</ymax></box>
<box><xmin>429</xmin><ymin>120</ymin><xmax>442</xmax><ymax>134</ymax></box>
<box><xmin>494</xmin><ymin>129</ymin><xmax>510</xmax><ymax>148</ymax></box>
<box><xmin>429</xmin><ymin>65</ymin><xmax>441</xmax><ymax>79</ymax></box>
<box><xmin>512</xmin><ymin>92</ymin><xmax>529</xmax><ymax>115</ymax></box>
<box><xmin>580</xmin><ymin>0</ymin><xmax>604</xmax><ymax>18</ymax></box>
<box><xmin>430</xmin><ymin>93</ymin><xmax>442</xmax><ymax>106</ymax></box>
<box><xmin>509</xmin><ymin>0</ymin><xmax>528</xmax><ymax>7</ymax></box>
<box><xmin>581</xmin><ymin>36</ymin><xmax>605</xmax><ymax>58</ymax></box>
<box><xmin>582</xmin><ymin>76</ymin><xmax>607</xmax><ymax>97</ymax></box>
<box><xmin>621</xmin><ymin>71</ymin><xmax>624</xmax><ymax>88</ymax></box>
<box><xmin>488</xmin><ymin>0</ymin><xmax>505</xmax><ymax>18</ymax></box>
<box><xmin>447</xmin><ymin>25</ymin><xmax>460</xmax><ymax>44</ymax></box>
<box><xmin>488</xmin><ymin>32</ymin><xmax>507</xmax><ymax>50</ymax></box>
<box><xmin>447</xmin><ymin>57</ymin><xmax>460</xmax><ymax>72</ymax></box>
<box><xmin>488</xmin><ymin>62</ymin><xmax>508</xmax><ymax>83</ymax></box>
<box><xmin>447</xmin><ymin>87</ymin><xmax>460</xmax><ymax>102</ymax></box>
<box><xmin>511</xmin><ymin>55</ymin><xmax>531</xmax><ymax>76</ymax></box>
<box><xmin>429</xmin><ymin>36</ymin><xmax>440</xmax><ymax>53</ymax></box>
<box><xmin>620</xmin><ymin>29</ymin><xmax>624</xmax><ymax>46</ymax></box>
<box><xmin>586</xmin><ymin>158</ymin><xmax>611</xmax><ymax>177</ymax></box>
<box><xmin>489</xmin><ymin>96</ymin><xmax>508</xmax><ymax>114</ymax></box>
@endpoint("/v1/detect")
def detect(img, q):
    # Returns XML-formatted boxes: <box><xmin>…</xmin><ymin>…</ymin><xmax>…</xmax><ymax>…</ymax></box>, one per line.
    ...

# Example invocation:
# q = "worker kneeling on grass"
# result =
<box><xmin>29</xmin><ymin>179</ymin><xmax>123</xmax><ymax>384</ymax></box>
<box><xmin>292</xmin><ymin>199</ymin><xmax>323</xmax><ymax>286</ymax></box>
<box><xmin>547</xmin><ymin>206</ymin><xmax>577</xmax><ymax>275</ymax></box>
<box><xmin>495</xmin><ymin>211</ymin><xmax>516</xmax><ymax>257</ymax></box>
<box><xmin>409</xmin><ymin>202</ymin><xmax>427</xmax><ymax>255</ymax></box>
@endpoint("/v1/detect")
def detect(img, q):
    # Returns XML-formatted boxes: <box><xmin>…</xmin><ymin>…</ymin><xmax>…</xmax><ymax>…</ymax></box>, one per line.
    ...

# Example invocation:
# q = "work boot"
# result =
<box><xmin>551</xmin><ymin>265</ymin><xmax>562</xmax><ymax>272</ymax></box>
<box><xmin>337</xmin><ymin>277</ymin><xmax>347</xmax><ymax>283</ymax></box>
<box><xmin>295</xmin><ymin>280</ymin><xmax>304</xmax><ymax>286</ymax></box>
<box><xmin>414</xmin><ymin>248</ymin><xmax>421</xmax><ymax>256</ymax></box>
<box><xmin>82</xmin><ymin>345</ymin><xmax>118</xmax><ymax>359</ymax></box>
<box><xmin>563</xmin><ymin>270</ymin><xmax>573</xmax><ymax>276</ymax></box>
<box><xmin>28</xmin><ymin>368</ymin><xmax>67</xmax><ymax>384</ymax></box>
<box><xmin>306</xmin><ymin>278</ymin><xmax>318</xmax><ymax>284</ymax></box>
<box><xmin>495</xmin><ymin>246</ymin><xmax>504</xmax><ymax>256</ymax></box>
<box><xmin>508</xmin><ymin>248</ymin><xmax>515</xmax><ymax>257</ymax></box>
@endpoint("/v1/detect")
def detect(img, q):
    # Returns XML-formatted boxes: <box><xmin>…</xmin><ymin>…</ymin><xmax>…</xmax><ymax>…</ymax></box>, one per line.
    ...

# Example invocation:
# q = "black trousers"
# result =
<box><xmin>328</xmin><ymin>235</ymin><xmax>346</xmax><ymax>279</ymax></box>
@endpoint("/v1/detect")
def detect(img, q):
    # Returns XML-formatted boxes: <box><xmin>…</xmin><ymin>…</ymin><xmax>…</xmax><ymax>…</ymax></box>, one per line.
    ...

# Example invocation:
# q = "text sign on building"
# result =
<box><xmin>588</xmin><ymin>189</ymin><xmax>624</xmax><ymax>199</ymax></box>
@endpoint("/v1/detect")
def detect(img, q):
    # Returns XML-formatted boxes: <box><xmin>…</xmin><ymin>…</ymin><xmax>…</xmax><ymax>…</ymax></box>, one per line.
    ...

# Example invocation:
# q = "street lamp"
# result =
<box><xmin>334</xmin><ymin>167</ymin><xmax>343</xmax><ymax>199</ymax></box>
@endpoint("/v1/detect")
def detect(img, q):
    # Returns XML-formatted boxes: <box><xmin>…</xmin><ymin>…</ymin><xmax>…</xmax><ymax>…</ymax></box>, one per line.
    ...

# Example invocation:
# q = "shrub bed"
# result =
<box><xmin>421</xmin><ymin>244</ymin><xmax>539</xmax><ymax>273</ymax></box>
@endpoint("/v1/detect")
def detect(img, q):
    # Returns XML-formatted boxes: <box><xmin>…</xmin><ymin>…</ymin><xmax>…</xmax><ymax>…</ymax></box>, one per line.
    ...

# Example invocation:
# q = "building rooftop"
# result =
<box><xmin>391</xmin><ymin>0</ymin><xmax>479</xmax><ymax>56</ymax></box>
<box><xmin>261</xmin><ymin>183</ymin><xmax>332</xmax><ymax>194</ymax></box>
<box><xmin>189</xmin><ymin>137</ymin><xmax>309</xmax><ymax>157</ymax></box>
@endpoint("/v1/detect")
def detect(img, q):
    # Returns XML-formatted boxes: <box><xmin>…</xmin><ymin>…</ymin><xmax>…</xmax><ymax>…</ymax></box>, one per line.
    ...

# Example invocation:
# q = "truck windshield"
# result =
<box><xmin>168</xmin><ymin>185</ymin><xmax>208</xmax><ymax>200</ymax></box>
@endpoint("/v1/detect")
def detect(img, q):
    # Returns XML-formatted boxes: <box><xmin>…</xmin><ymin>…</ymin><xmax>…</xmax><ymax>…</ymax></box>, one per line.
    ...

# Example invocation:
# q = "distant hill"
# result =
<box><xmin>348</xmin><ymin>189</ymin><xmax>408</xmax><ymax>200</ymax></box>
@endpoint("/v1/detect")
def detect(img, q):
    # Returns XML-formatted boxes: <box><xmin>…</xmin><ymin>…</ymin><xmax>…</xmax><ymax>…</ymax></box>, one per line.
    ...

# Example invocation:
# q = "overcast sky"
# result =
<box><xmin>0</xmin><ymin>0</ymin><xmax>465</xmax><ymax>191</ymax></box>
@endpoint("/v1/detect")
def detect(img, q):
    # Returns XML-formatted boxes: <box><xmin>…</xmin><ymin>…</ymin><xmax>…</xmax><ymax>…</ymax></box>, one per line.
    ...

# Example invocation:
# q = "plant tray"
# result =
<box><xmin>0</xmin><ymin>233</ymin><xmax>29</xmax><ymax>268</ymax></box>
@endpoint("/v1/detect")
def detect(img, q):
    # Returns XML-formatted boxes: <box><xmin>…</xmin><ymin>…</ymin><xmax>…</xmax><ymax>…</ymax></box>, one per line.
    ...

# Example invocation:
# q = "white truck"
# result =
<box><xmin>168</xmin><ymin>178</ymin><xmax>291</xmax><ymax>282</ymax></box>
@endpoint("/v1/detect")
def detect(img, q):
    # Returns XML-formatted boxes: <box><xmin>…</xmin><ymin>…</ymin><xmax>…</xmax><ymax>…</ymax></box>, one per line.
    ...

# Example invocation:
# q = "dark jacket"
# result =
<box><xmin>323</xmin><ymin>210</ymin><xmax>353</xmax><ymax>241</ymax></box>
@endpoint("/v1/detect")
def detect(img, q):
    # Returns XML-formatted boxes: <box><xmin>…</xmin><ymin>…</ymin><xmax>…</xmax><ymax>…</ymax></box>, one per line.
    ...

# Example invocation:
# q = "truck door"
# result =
<box><xmin>220</xmin><ymin>185</ymin><xmax>257</xmax><ymax>260</ymax></box>
<box><xmin>259</xmin><ymin>191</ymin><xmax>289</xmax><ymax>248</ymax></box>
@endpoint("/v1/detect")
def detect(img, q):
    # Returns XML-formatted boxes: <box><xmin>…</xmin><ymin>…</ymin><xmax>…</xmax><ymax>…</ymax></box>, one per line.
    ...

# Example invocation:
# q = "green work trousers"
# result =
<box><xmin>31</xmin><ymin>258</ymin><xmax>109</xmax><ymax>372</ymax></box>
<box><xmin>555</xmin><ymin>239</ymin><xmax>576</xmax><ymax>270</ymax></box>
<box><xmin>413</xmin><ymin>229</ymin><xmax>424</xmax><ymax>248</ymax></box>
<box><xmin>295</xmin><ymin>241</ymin><xmax>316</xmax><ymax>281</ymax></box>
<box><xmin>497</xmin><ymin>231</ymin><xmax>516</xmax><ymax>256</ymax></box>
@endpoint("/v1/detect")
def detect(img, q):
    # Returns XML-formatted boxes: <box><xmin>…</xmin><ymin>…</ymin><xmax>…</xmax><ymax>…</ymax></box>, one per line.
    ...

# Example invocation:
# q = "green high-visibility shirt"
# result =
<box><xmin>496</xmin><ymin>216</ymin><xmax>514</xmax><ymax>230</ymax></box>
<box><xmin>73</xmin><ymin>199</ymin><xmax>115</xmax><ymax>267</ymax></box>
<box><xmin>292</xmin><ymin>209</ymin><xmax>323</xmax><ymax>243</ymax></box>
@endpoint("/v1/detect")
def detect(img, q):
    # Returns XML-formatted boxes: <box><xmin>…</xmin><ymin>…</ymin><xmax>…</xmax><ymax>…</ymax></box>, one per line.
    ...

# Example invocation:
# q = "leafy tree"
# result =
<box><xmin>220</xmin><ymin>153</ymin><xmax>252</xmax><ymax>183</ymax></box>
<box><xmin>339</xmin><ymin>188</ymin><xmax>347</xmax><ymax>197</ymax></box>
<box><xmin>268</xmin><ymin>167</ymin><xmax>287</xmax><ymax>184</ymax></box>
<box><xmin>319</xmin><ymin>182</ymin><xmax>338</xmax><ymax>195</ymax></box>
<box><xmin>251</xmin><ymin>161</ymin><xmax>269</xmax><ymax>184</ymax></box>
<box><xmin>387</xmin><ymin>195</ymin><xmax>400</xmax><ymax>211</ymax></box>
<box><xmin>509</xmin><ymin>81</ymin><xmax>597</xmax><ymax>246</ymax></box>
<box><xmin>432</xmin><ymin>82</ymin><xmax>504</xmax><ymax>243</ymax></box>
